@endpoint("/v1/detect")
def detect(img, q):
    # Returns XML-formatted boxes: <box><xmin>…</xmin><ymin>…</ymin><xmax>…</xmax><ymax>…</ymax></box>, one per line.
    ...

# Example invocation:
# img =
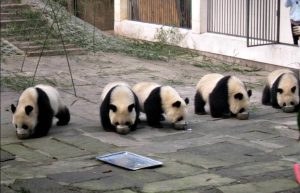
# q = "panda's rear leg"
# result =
<box><xmin>56</xmin><ymin>107</ymin><xmax>70</xmax><ymax>126</ymax></box>
<box><xmin>194</xmin><ymin>92</ymin><xmax>206</xmax><ymax>115</ymax></box>
<box><xmin>262</xmin><ymin>85</ymin><xmax>271</xmax><ymax>105</ymax></box>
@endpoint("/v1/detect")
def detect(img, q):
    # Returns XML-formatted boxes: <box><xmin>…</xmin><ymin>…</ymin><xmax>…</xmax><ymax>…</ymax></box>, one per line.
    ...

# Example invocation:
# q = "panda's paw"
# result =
<box><xmin>56</xmin><ymin>121</ymin><xmax>67</xmax><ymax>126</ymax></box>
<box><xmin>195</xmin><ymin>111</ymin><xmax>206</xmax><ymax>115</ymax></box>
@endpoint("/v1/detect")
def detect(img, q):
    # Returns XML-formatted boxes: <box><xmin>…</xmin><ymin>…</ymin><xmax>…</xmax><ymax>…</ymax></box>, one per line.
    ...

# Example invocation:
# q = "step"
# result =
<box><xmin>1</xmin><ymin>0</ymin><xmax>21</xmax><ymax>4</ymax></box>
<box><xmin>0</xmin><ymin>4</ymin><xmax>30</xmax><ymax>10</ymax></box>
<box><xmin>0</xmin><ymin>12</ymin><xmax>22</xmax><ymax>20</ymax></box>
<box><xmin>18</xmin><ymin>44</ymin><xmax>77</xmax><ymax>52</ymax></box>
<box><xmin>0</xmin><ymin>19</ymin><xmax>27</xmax><ymax>27</ymax></box>
<box><xmin>5</xmin><ymin>35</ymin><xmax>62</xmax><ymax>42</ymax></box>
<box><xmin>10</xmin><ymin>40</ymin><xmax>62</xmax><ymax>47</ymax></box>
<box><xmin>26</xmin><ymin>48</ymin><xmax>87</xmax><ymax>57</ymax></box>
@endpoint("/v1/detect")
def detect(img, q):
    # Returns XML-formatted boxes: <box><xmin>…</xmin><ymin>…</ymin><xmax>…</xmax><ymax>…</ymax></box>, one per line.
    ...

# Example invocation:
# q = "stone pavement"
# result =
<box><xmin>1</xmin><ymin>53</ymin><xmax>300</xmax><ymax>193</ymax></box>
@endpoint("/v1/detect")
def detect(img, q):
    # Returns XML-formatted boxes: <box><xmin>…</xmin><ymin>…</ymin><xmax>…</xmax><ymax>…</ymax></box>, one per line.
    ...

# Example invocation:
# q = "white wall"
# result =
<box><xmin>114</xmin><ymin>0</ymin><xmax>300</xmax><ymax>70</ymax></box>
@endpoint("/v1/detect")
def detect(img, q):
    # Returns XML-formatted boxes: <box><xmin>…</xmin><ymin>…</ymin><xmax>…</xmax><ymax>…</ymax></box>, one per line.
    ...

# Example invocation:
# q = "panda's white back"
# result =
<box><xmin>34</xmin><ymin>84</ymin><xmax>62</xmax><ymax>115</ymax></box>
<box><xmin>267</xmin><ymin>69</ymin><xmax>294</xmax><ymax>86</ymax></box>
<box><xmin>132</xmin><ymin>82</ymin><xmax>160</xmax><ymax>111</ymax></box>
<box><xmin>101</xmin><ymin>82</ymin><xmax>130</xmax><ymax>102</ymax></box>
<box><xmin>196</xmin><ymin>73</ymin><xmax>224</xmax><ymax>101</ymax></box>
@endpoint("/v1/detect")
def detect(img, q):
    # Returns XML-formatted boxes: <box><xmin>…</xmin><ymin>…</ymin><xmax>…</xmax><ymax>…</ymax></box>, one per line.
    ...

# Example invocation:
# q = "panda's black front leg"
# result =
<box><xmin>146</xmin><ymin>113</ymin><xmax>163</xmax><ymax>128</ymax></box>
<box><xmin>194</xmin><ymin>92</ymin><xmax>206</xmax><ymax>115</ymax></box>
<box><xmin>262</xmin><ymin>85</ymin><xmax>271</xmax><ymax>105</ymax></box>
<box><xmin>56</xmin><ymin>107</ymin><xmax>70</xmax><ymax>126</ymax></box>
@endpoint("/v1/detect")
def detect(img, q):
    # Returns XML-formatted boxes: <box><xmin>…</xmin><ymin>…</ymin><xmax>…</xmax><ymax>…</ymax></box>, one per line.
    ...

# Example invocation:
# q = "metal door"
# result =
<box><xmin>246</xmin><ymin>0</ymin><xmax>280</xmax><ymax>47</ymax></box>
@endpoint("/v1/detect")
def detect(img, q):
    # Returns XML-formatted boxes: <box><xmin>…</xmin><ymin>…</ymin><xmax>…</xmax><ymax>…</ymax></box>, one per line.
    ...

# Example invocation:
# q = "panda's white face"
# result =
<box><xmin>109</xmin><ymin>86</ymin><xmax>137</xmax><ymax>134</ymax></box>
<box><xmin>161</xmin><ymin>86</ymin><xmax>189</xmax><ymax>124</ymax></box>
<box><xmin>11</xmin><ymin>104</ymin><xmax>38</xmax><ymax>139</ymax></box>
<box><xmin>228</xmin><ymin>77</ymin><xmax>252</xmax><ymax>115</ymax></box>
<box><xmin>164</xmin><ymin>99</ymin><xmax>189</xmax><ymax>124</ymax></box>
<box><xmin>109</xmin><ymin>103</ymin><xmax>136</xmax><ymax>134</ymax></box>
<box><xmin>11</xmin><ymin>88</ymin><xmax>38</xmax><ymax>139</ymax></box>
<box><xmin>277</xmin><ymin>74</ymin><xmax>299</xmax><ymax>108</ymax></box>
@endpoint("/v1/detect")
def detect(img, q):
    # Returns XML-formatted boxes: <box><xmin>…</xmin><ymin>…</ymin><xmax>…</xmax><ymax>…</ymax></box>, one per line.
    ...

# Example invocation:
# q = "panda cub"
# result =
<box><xmin>100</xmin><ymin>82</ymin><xmax>140</xmax><ymax>135</ymax></box>
<box><xmin>11</xmin><ymin>84</ymin><xmax>70</xmax><ymax>139</ymax></box>
<box><xmin>262</xmin><ymin>69</ymin><xmax>300</xmax><ymax>112</ymax></box>
<box><xmin>195</xmin><ymin>73</ymin><xmax>252</xmax><ymax>119</ymax></box>
<box><xmin>132</xmin><ymin>82</ymin><xmax>189</xmax><ymax>129</ymax></box>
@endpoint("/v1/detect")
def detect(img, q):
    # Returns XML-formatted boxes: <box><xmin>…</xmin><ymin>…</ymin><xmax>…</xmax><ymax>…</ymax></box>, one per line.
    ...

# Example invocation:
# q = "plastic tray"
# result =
<box><xmin>96</xmin><ymin>151</ymin><xmax>163</xmax><ymax>170</ymax></box>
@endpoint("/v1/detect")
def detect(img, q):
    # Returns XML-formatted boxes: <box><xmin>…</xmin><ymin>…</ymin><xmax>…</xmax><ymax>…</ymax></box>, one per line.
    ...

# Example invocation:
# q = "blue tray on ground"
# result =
<box><xmin>96</xmin><ymin>151</ymin><xmax>163</xmax><ymax>170</ymax></box>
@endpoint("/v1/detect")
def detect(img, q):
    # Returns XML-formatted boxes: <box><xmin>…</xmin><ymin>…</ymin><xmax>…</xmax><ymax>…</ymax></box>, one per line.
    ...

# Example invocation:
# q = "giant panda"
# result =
<box><xmin>11</xmin><ymin>84</ymin><xmax>70</xmax><ymax>139</ymax></box>
<box><xmin>100</xmin><ymin>82</ymin><xmax>140</xmax><ymax>135</ymax></box>
<box><xmin>194</xmin><ymin>73</ymin><xmax>252</xmax><ymax>119</ymax></box>
<box><xmin>132</xmin><ymin>82</ymin><xmax>189</xmax><ymax>129</ymax></box>
<box><xmin>262</xmin><ymin>69</ymin><xmax>300</xmax><ymax>112</ymax></box>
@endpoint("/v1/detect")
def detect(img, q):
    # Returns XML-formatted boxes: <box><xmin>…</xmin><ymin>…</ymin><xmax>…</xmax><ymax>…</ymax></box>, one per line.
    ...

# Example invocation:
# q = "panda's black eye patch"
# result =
<box><xmin>234</xmin><ymin>93</ymin><xmax>243</xmax><ymax>100</ymax></box>
<box><xmin>109</xmin><ymin>104</ymin><xmax>117</xmax><ymax>112</ymax></box>
<box><xmin>114</xmin><ymin>122</ymin><xmax>119</xmax><ymax>126</ymax></box>
<box><xmin>239</xmin><ymin>108</ymin><xmax>245</xmax><ymax>113</ymax></box>
<box><xmin>22</xmin><ymin>125</ymin><xmax>28</xmax><ymax>130</ymax></box>
<box><xmin>291</xmin><ymin>86</ymin><xmax>296</xmax><ymax>93</ymax></box>
<box><xmin>125</xmin><ymin>121</ymin><xmax>131</xmax><ymax>126</ymax></box>
<box><xmin>15</xmin><ymin>124</ymin><xmax>17</xmax><ymax>128</ymax></box>
<box><xmin>128</xmin><ymin>104</ymin><xmax>135</xmax><ymax>112</ymax></box>
<box><xmin>277</xmin><ymin>88</ymin><xmax>283</xmax><ymax>94</ymax></box>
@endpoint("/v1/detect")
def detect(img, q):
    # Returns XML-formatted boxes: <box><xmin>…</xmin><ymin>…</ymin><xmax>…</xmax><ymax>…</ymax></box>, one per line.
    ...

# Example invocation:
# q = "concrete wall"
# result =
<box><xmin>115</xmin><ymin>0</ymin><xmax>300</xmax><ymax>70</ymax></box>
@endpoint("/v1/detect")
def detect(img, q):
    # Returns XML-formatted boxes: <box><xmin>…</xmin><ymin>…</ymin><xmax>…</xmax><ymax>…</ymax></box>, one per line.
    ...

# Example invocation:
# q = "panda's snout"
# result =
<box><xmin>116</xmin><ymin>125</ymin><xmax>130</xmax><ymax>135</ymax></box>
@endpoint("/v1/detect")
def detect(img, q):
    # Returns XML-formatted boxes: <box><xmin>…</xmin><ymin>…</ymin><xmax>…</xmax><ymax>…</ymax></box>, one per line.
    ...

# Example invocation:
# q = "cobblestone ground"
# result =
<box><xmin>1</xmin><ymin>53</ymin><xmax>299</xmax><ymax>193</ymax></box>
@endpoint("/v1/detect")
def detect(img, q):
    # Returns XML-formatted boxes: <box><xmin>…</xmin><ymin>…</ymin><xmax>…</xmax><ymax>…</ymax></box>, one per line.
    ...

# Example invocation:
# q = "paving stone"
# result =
<box><xmin>10</xmin><ymin>178</ymin><xmax>82</xmax><ymax>193</ymax></box>
<box><xmin>55</xmin><ymin>135</ymin><xmax>117</xmax><ymax>154</ymax></box>
<box><xmin>1</xmin><ymin>171</ymin><xmax>14</xmax><ymax>185</ymax></box>
<box><xmin>47</xmin><ymin>165</ymin><xmax>118</xmax><ymax>184</ymax></box>
<box><xmin>72</xmin><ymin>168</ymin><xmax>170</xmax><ymax>191</ymax></box>
<box><xmin>128</xmin><ymin>134</ymin><xmax>224</xmax><ymax>154</ymax></box>
<box><xmin>2</xmin><ymin>157</ymin><xmax>98</xmax><ymax>181</ymax></box>
<box><xmin>216</xmin><ymin>160</ymin><xmax>292</xmax><ymax>179</ymax></box>
<box><xmin>0</xmin><ymin>149</ymin><xmax>15</xmax><ymax>162</ymax></box>
<box><xmin>0</xmin><ymin>185</ymin><xmax>15</xmax><ymax>193</ymax></box>
<box><xmin>154</xmin><ymin>160</ymin><xmax>207</xmax><ymax>177</ymax></box>
<box><xmin>142</xmin><ymin>173</ymin><xmax>235</xmax><ymax>193</ymax></box>
<box><xmin>106</xmin><ymin>190</ymin><xmax>137</xmax><ymax>193</ymax></box>
<box><xmin>23</xmin><ymin>138</ymin><xmax>89</xmax><ymax>159</ymax></box>
<box><xmin>164</xmin><ymin>142</ymin><xmax>280</xmax><ymax>169</ymax></box>
<box><xmin>1</xmin><ymin>144</ymin><xmax>51</xmax><ymax>162</ymax></box>
<box><xmin>273</xmin><ymin>144</ymin><xmax>300</xmax><ymax>156</ymax></box>
<box><xmin>83</xmin><ymin>132</ymin><xmax>146</xmax><ymax>147</ymax></box>
<box><xmin>218</xmin><ymin>179</ymin><xmax>299</xmax><ymax>193</ymax></box>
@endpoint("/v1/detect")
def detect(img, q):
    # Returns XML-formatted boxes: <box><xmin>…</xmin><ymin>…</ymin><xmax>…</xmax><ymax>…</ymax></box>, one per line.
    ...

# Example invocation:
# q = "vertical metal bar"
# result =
<box><xmin>32</xmin><ymin>22</ymin><xmax>55</xmax><ymax>85</ymax></box>
<box><xmin>246</xmin><ymin>0</ymin><xmax>250</xmax><ymax>46</ymax></box>
<box><xmin>277</xmin><ymin>0</ymin><xmax>280</xmax><ymax>43</ymax></box>
<box><xmin>50</xmin><ymin>3</ymin><xmax>77</xmax><ymax>96</ymax></box>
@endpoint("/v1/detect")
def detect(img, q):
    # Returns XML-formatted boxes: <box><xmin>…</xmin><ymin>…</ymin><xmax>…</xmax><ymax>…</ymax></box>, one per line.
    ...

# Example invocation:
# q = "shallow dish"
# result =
<box><xmin>96</xmin><ymin>151</ymin><xmax>163</xmax><ymax>170</ymax></box>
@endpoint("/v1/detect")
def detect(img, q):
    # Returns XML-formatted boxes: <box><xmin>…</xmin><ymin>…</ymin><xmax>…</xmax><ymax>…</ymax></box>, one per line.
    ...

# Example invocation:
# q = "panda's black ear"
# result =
<box><xmin>109</xmin><ymin>104</ymin><xmax>117</xmax><ymax>112</ymax></box>
<box><xmin>11</xmin><ymin>104</ymin><xmax>16</xmax><ymax>113</ymax></box>
<box><xmin>277</xmin><ymin>88</ymin><xmax>283</xmax><ymax>94</ymax></box>
<box><xmin>184</xmin><ymin>97</ymin><xmax>189</xmax><ymax>105</ymax></box>
<box><xmin>128</xmin><ymin>104</ymin><xmax>135</xmax><ymax>112</ymax></box>
<box><xmin>25</xmin><ymin>105</ymin><xmax>33</xmax><ymax>115</ymax></box>
<box><xmin>172</xmin><ymin>101</ymin><xmax>181</xmax><ymax>108</ymax></box>
<box><xmin>234</xmin><ymin>93</ymin><xmax>244</xmax><ymax>100</ymax></box>
<box><xmin>247</xmin><ymin>90</ymin><xmax>252</xmax><ymax>97</ymax></box>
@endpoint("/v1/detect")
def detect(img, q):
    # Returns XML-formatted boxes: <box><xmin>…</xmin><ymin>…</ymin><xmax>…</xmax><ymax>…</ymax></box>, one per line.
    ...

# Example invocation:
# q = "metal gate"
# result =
<box><xmin>246</xmin><ymin>0</ymin><xmax>280</xmax><ymax>47</ymax></box>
